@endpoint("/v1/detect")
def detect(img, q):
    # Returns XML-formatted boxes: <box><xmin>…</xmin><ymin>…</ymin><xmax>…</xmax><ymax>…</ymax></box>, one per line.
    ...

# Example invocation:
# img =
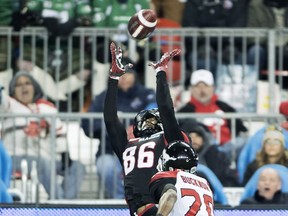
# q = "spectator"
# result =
<box><xmin>247</xmin><ymin>0</ymin><xmax>288</xmax><ymax>86</ymax></box>
<box><xmin>90</xmin><ymin>0</ymin><xmax>150</xmax><ymax>47</ymax></box>
<box><xmin>0</xmin><ymin>0</ymin><xmax>14</xmax><ymax>92</ymax></box>
<box><xmin>0</xmin><ymin>71</ymin><xmax>86</xmax><ymax>199</ymax></box>
<box><xmin>182</xmin><ymin>0</ymin><xmax>250</xmax><ymax>84</ymax></box>
<box><xmin>11</xmin><ymin>0</ymin><xmax>93</xmax><ymax>112</ymax></box>
<box><xmin>0</xmin><ymin>0</ymin><xmax>14</xmax><ymax>27</ymax></box>
<box><xmin>91</xmin><ymin>0</ymin><xmax>150</xmax><ymax>27</ymax></box>
<box><xmin>12</xmin><ymin>0</ymin><xmax>92</xmax><ymax>35</ymax></box>
<box><xmin>16</xmin><ymin>46</ymin><xmax>93</xmax><ymax>112</ymax></box>
<box><xmin>177</xmin><ymin>69</ymin><xmax>248</xmax><ymax>159</ymax></box>
<box><xmin>241</xmin><ymin>167</ymin><xmax>288</xmax><ymax>204</ymax></box>
<box><xmin>81</xmin><ymin>57</ymin><xmax>156</xmax><ymax>199</ymax></box>
<box><xmin>149</xmin><ymin>140</ymin><xmax>214</xmax><ymax>216</ymax></box>
<box><xmin>90</xmin><ymin>0</ymin><xmax>154</xmax><ymax>84</ymax></box>
<box><xmin>237</xmin><ymin>124</ymin><xmax>288</xmax><ymax>184</ymax></box>
<box><xmin>279</xmin><ymin>100</ymin><xmax>288</xmax><ymax>130</ymax></box>
<box><xmin>243</xmin><ymin>125</ymin><xmax>288</xmax><ymax>185</ymax></box>
<box><xmin>180</xmin><ymin>120</ymin><xmax>239</xmax><ymax>186</ymax></box>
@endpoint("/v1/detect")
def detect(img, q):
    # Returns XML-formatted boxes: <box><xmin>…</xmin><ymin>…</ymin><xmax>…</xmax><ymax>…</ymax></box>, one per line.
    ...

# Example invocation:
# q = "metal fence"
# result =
<box><xmin>0</xmin><ymin>26</ymin><xmax>287</xmax><ymax>204</ymax></box>
<box><xmin>0</xmin><ymin>112</ymin><xmax>285</xmax><ymax>204</ymax></box>
<box><xmin>0</xmin><ymin>27</ymin><xmax>287</xmax><ymax>113</ymax></box>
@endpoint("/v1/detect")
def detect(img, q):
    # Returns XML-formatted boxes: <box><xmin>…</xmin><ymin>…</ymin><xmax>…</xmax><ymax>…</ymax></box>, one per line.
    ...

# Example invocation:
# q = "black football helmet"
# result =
<box><xmin>133</xmin><ymin>108</ymin><xmax>163</xmax><ymax>137</ymax></box>
<box><xmin>157</xmin><ymin>140</ymin><xmax>198</xmax><ymax>174</ymax></box>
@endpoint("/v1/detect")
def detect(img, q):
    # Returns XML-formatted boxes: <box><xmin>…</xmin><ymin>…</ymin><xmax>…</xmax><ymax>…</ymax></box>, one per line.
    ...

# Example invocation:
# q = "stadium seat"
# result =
<box><xmin>237</xmin><ymin>126</ymin><xmax>288</xmax><ymax>184</ymax></box>
<box><xmin>0</xmin><ymin>140</ymin><xmax>12</xmax><ymax>188</ymax></box>
<box><xmin>240</xmin><ymin>164</ymin><xmax>288</xmax><ymax>203</ymax></box>
<box><xmin>0</xmin><ymin>180</ymin><xmax>13</xmax><ymax>203</ymax></box>
<box><xmin>0</xmin><ymin>139</ymin><xmax>13</xmax><ymax>203</ymax></box>
<box><xmin>197</xmin><ymin>164</ymin><xmax>228</xmax><ymax>205</ymax></box>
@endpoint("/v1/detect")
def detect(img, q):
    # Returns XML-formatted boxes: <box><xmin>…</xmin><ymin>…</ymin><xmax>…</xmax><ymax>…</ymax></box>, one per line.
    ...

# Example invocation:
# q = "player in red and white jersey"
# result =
<box><xmin>150</xmin><ymin>140</ymin><xmax>214</xmax><ymax>216</ymax></box>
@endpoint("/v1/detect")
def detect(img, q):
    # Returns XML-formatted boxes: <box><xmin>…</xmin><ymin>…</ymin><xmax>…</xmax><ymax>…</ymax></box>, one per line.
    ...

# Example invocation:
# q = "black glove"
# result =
<box><xmin>61</xmin><ymin>152</ymin><xmax>73</xmax><ymax>171</ymax></box>
<box><xmin>11</xmin><ymin>9</ymin><xmax>42</xmax><ymax>31</ymax></box>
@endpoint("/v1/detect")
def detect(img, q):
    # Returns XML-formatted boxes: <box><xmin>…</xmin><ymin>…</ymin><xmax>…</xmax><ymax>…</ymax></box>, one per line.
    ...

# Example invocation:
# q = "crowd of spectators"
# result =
<box><xmin>0</xmin><ymin>0</ymin><xmax>287</xmax><ymax>206</ymax></box>
<box><xmin>0</xmin><ymin>72</ymin><xmax>86</xmax><ymax>201</ymax></box>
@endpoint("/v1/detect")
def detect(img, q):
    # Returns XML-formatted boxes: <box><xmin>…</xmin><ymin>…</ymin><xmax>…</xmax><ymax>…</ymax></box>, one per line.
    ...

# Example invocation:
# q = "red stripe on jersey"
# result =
<box><xmin>163</xmin><ymin>131</ymin><xmax>191</xmax><ymax>147</ymax></box>
<box><xmin>137</xmin><ymin>203</ymin><xmax>156</xmax><ymax>216</ymax></box>
<box><xmin>150</xmin><ymin>170</ymin><xmax>178</xmax><ymax>184</ymax></box>
<box><xmin>182</xmin><ymin>131</ymin><xmax>190</xmax><ymax>143</ymax></box>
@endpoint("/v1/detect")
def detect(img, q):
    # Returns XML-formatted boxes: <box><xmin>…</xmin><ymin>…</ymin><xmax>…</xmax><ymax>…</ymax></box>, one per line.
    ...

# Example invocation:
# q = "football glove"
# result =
<box><xmin>148</xmin><ymin>49</ymin><xmax>181</xmax><ymax>73</ymax></box>
<box><xmin>109</xmin><ymin>42</ymin><xmax>133</xmax><ymax>78</ymax></box>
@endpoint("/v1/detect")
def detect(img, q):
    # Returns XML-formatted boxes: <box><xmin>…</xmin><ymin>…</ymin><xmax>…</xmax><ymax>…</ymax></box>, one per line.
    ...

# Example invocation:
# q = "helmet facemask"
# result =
<box><xmin>133</xmin><ymin>109</ymin><xmax>163</xmax><ymax>137</ymax></box>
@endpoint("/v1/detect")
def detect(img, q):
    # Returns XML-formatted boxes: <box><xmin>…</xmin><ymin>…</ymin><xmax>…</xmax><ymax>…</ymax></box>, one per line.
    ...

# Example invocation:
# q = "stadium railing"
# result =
<box><xmin>0</xmin><ymin>112</ymin><xmax>285</xmax><ymax>206</ymax></box>
<box><xmin>0</xmin><ymin>27</ymin><xmax>287</xmax><ymax>113</ymax></box>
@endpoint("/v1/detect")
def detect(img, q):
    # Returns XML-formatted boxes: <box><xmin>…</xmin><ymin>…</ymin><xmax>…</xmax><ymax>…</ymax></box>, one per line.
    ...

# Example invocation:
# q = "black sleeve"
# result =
<box><xmin>216</xmin><ymin>101</ymin><xmax>248</xmax><ymax>135</ymax></box>
<box><xmin>104</xmin><ymin>78</ymin><xmax>128</xmax><ymax>162</ymax></box>
<box><xmin>150</xmin><ymin>178</ymin><xmax>175</xmax><ymax>203</ymax></box>
<box><xmin>243</xmin><ymin>161</ymin><xmax>257</xmax><ymax>186</ymax></box>
<box><xmin>156</xmin><ymin>71</ymin><xmax>184</xmax><ymax>143</ymax></box>
<box><xmin>227</xmin><ymin>0</ymin><xmax>250</xmax><ymax>27</ymax></box>
<box><xmin>182</xmin><ymin>0</ymin><xmax>198</xmax><ymax>27</ymax></box>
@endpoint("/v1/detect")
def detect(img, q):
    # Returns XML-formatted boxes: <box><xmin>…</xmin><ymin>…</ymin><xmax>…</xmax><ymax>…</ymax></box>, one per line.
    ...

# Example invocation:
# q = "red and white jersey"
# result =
<box><xmin>150</xmin><ymin>170</ymin><xmax>214</xmax><ymax>216</ymax></box>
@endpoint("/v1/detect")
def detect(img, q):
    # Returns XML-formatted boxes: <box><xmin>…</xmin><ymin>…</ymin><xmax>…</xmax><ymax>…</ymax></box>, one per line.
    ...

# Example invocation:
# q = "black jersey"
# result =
<box><xmin>122</xmin><ymin>131</ymin><xmax>167</xmax><ymax>212</ymax></box>
<box><xmin>104</xmin><ymin>71</ymin><xmax>189</xmax><ymax>215</ymax></box>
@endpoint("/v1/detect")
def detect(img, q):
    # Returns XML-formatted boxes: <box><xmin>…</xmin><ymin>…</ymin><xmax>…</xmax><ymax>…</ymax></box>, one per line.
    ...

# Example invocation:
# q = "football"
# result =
<box><xmin>127</xmin><ymin>9</ymin><xmax>157</xmax><ymax>40</ymax></box>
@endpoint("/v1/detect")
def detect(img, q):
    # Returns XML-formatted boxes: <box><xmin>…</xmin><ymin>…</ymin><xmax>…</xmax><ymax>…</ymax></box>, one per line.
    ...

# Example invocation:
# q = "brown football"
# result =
<box><xmin>127</xmin><ymin>9</ymin><xmax>157</xmax><ymax>40</ymax></box>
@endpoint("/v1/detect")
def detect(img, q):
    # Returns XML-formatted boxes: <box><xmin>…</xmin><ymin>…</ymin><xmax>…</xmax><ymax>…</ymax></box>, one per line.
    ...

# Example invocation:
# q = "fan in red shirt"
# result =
<box><xmin>177</xmin><ymin>69</ymin><xmax>247</xmax><ymax>146</ymax></box>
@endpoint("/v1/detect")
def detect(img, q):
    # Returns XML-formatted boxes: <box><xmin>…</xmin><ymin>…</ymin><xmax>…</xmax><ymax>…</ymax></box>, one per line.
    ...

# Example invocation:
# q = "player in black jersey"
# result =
<box><xmin>104</xmin><ymin>42</ymin><xmax>190</xmax><ymax>216</ymax></box>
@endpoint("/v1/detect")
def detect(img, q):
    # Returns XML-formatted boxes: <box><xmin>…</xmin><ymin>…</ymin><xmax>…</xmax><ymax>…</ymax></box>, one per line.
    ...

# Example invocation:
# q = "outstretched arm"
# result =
<box><xmin>0</xmin><ymin>87</ymin><xmax>11</xmax><ymax>111</ymax></box>
<box><xmin>157</xmin><ymin>187</ymin><xmax>177</xmax><ymax>216</ymax></box>
<box><xmin>104</xmin><ymin>42</ymin><xmax>133</xmax><ymax>160</ymax></box>
<box><xmin>149</xmin><ymin>50</ymin><xmax>185</xmax><ymax>143</ymax></box>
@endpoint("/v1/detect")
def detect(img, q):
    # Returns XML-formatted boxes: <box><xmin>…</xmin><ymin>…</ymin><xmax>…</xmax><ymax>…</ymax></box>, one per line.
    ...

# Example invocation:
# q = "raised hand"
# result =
<box><xmin>109</xmin><ymin>42</ymin><xmax>133</xmax><ymax>78</ymax></box>
<box><xmin>148</xmin><ymin>49</ymin><xmax>181</xmax><ymax>73</ymax></box>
